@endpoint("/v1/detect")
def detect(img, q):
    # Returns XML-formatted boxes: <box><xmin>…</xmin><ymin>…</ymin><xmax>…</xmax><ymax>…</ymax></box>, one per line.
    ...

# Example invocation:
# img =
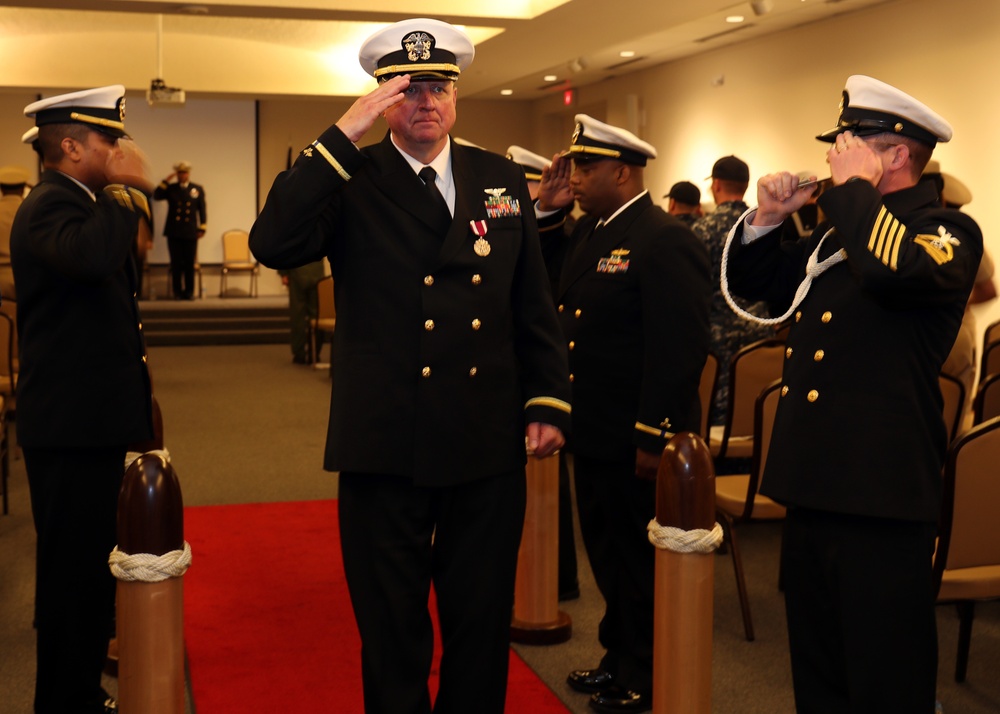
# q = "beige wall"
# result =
<box><xmin>2</xmin><ymin>0</ymin><xmax>997</xmax><ymax>331</ymax></box>
<box><xmin>524</xmin><ymin>0</ymin><xmax>1000</xmax><ymax>341</ymax></box>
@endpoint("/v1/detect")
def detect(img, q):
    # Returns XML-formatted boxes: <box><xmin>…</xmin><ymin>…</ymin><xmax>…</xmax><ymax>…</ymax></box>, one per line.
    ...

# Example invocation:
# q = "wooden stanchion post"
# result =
<box><xmin>510</xmin><ymin>449</ymin><xmax>572</xmax><ymax>644</ymax></box>
<box><xmin>113</xmin><ymin>452</ymin><xmax>187</xmax><ymax>714</ymax></box>
<box><xmin>651</xmin><ymin>432</ymin><xmax>717</xmax><ymax>714</ymax></box>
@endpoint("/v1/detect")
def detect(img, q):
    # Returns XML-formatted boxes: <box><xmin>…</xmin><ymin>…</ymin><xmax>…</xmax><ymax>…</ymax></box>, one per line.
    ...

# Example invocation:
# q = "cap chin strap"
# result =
<box><xmin>720</xmin><ymin>206</ymin><xmax>847</xmax><ymax>326</ymax></box>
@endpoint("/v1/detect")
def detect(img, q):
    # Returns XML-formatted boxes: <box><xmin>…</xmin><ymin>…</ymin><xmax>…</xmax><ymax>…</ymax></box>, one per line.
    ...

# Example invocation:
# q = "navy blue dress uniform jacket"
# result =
<box><xmin>547</xmin><ymin>194</ymin><xmax>712</xmax><ymax>461</ymax></box>
<box><xmin>153</xmin><ymin>181</ymin><xmax>206</xmax><ymax>240</ymax></box>
<box><xmin>249</xmin><ymin>128</ymin><xmax>572</xmax><ymax>486</ymax></box>
<box><xmin>728</xmin><ymin>179</ymin><xmax>982</xmax><ymax>523</ymax></box>
<box><xmin>10</xmin><ymin>170</ymin><xmax>154</xmax><ymax>448</ymax></box>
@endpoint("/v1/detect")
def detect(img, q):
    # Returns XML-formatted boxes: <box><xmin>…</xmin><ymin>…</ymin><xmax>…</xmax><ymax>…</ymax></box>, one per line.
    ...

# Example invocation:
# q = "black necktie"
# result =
<box><xmin>418</xmin><ymin>166</ymin><xmax>451</xmax><ymax>223</ymax></box>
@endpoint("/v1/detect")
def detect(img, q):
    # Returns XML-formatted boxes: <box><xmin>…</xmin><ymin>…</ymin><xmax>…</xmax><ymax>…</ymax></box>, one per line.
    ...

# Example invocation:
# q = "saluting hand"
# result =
<box><xmin>336</xmin><ymin>75</ymin><xmax>410</xmax><ymax>143</ymax></box>
<box><xmin>106</xmin><ymin>139</ymin><xmax>154</xmax><ymax>194</ymax></box>
<box><xmin>537</xmin><ymin>153</ymin><xmax>574</xmax><ymax>212</ymax></box>
<box><xmin>828</xmin><ymin>130</ymin><xmax>883</xmax><ymax>188</ymax></box>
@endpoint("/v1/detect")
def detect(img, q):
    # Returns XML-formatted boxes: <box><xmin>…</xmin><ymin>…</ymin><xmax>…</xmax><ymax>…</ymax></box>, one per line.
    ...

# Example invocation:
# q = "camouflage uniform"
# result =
<box><xmin>692</xmin><ymin>200</ymin><xmax>774</xmax><ymax>426</ymax></box>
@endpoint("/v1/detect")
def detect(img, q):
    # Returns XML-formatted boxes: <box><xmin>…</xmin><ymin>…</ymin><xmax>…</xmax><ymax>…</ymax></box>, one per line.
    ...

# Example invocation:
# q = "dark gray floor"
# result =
<box><xmin>2</xmin><ymin>343</ymin><xmax>998</xmax><ymax>713</ymax></box>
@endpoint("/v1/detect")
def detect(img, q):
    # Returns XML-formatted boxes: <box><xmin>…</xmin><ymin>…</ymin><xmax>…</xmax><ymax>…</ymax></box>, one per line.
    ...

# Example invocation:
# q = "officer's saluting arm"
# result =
<box><xmin>250</xmin><ymin>76</ymin><xmax>408</xmax><ymax>269</ymax></box>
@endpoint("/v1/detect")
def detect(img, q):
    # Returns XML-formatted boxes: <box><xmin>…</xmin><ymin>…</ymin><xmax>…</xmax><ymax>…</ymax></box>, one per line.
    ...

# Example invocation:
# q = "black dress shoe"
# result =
<box><xmin>567</xmin><ymin>667</ymin><xmax>616</xmax><ymax>693</ymax></box>
<box><xmin>589</xmin><ymin>685</ymin><xmax>651</xmax><ymax>713</ymax></box>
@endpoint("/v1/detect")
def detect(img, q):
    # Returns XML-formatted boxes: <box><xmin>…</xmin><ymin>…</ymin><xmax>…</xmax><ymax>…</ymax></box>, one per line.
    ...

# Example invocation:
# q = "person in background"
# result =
<box><xmin>691</xmin><ymin>155</ymin><xmax>773</xmax><ymax>428</ymax></box>
<box><xmin>249</xmin><ymin>19</ymin><xmax>571</xmax><ymax>714</ymax></box>
<box><xmin>279</xmin><ymin>259</ymin><xmax>327</xmax><ymax>364</ymax></box>
<box><xmin>925</xmin><ymin>163</ymin><xmax>996</xmax><ymax>428</ymax></box>
<box><xmin>13</xmin><ymin>85</ymin><xmax>155</xmax><ymax>714</ymax></box>
<box><xmin>0</xmin><ymin>164</ymin><xmax>31</xmax><ymax>300</ymax></box>
<box><xmin>507</xmin><ymin>143</ymin><xmax>580</xmax><ymax>601</ymax></box>
<box><xmin>725</xmin><ymin>75</ymin><xmax>982</xmax><ymax>713</ymax></box>
<box><xmin>153</xmin><ymin>160</ymin><xmax>206</xmax><ymax>300</ymax></box>
<box><xmin>538</xmin><ymin>114</ymin><xmax>710</xmax><ymax>714</ymax></box>
<box><xmin>663</xmin><ymin>180</ymin><xmax>701</xmax><ymax>225</ymax></box>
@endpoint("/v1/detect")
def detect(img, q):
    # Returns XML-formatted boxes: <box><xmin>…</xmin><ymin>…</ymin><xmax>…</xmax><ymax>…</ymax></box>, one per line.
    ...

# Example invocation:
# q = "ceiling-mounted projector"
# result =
<box><xmin>147</xmin><ymin>78</ymin><xmax>186</xmax><ymax>107</ymax></box>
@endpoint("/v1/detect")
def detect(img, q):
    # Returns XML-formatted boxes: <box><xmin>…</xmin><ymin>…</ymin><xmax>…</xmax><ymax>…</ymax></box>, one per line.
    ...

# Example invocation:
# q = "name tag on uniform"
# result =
<box><xmin>597</xmin><ymin>249</ymin><xmax>630</xmax><ymax>274</ymax></box>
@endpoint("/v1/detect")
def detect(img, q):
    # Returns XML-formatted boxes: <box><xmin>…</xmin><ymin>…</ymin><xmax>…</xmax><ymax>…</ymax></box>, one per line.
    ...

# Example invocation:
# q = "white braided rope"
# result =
<box><xmin>124</xmin><ymin>448</ymin><xmax>171</xmax><ymax>472</ymax></box>
<box><xmin>109</xmin><ymin>542</ymin><xmax>192</xmax><ymax>582</ymax></box>
<box><xmin>647</xmin><ymin>518</ymin><xmax>724</xmax><ymax>554</ymax></box>
<box><xmin>720</xmin><ymin>206</ymin><xmax>847</xmax><ymax>326</ymax></box>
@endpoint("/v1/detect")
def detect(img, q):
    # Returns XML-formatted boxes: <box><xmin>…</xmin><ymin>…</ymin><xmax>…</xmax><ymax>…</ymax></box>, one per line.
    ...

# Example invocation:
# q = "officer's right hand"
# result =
<box><xmin>336</xmin><ymin>75</ymin><xmax>409</xmax><ymax>143</ymax></box>
<box><xmin>107</xmin><ymin>139</ymin><xmax>154</xmax><ymax>194</ymax></box>
<box><xmin>537</xmin><ymin>153</ymin><xmax>574</xmax><ymax>212</ymax></box>
<box><xmin>752</xmin><ymin>171</ymin><xmax>817</xmax><ymax>227</ymax></box>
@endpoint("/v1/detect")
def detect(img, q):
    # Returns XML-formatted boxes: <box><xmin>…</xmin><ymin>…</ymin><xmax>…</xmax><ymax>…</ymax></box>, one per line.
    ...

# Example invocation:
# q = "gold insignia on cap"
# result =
<box><xmin>572</xmin><ymin>123</ymin><xmax>582</xmax><ymax>144</ymax></box>
<box><xmin>119</xmin><ymin>97</ymin><xmax>126</xmax><ymax>122</ymax></box>
<box><xmin>403</xmin><ymin>31</ymin><xmax>434</xmax><ymax>62</ymax></box>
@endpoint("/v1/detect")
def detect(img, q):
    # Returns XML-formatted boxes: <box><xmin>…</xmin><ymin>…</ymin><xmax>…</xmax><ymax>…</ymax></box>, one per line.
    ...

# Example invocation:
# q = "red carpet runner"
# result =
<box><xmin>184</xmin><ymin>499</ymin><xmax>570</xmax><ymax>713</ymax></box>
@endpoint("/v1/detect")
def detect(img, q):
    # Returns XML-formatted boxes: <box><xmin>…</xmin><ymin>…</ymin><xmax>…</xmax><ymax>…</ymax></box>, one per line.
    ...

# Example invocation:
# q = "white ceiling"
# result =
<box><xmin>0</xmin><ymin>0</ymin><xmax>894</xmax><ymax>101</ymax></box>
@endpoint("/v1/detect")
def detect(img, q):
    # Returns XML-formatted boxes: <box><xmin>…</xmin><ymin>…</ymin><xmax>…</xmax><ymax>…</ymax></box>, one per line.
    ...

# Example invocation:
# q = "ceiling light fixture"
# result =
<box><xmin>544</xmin><ymin>75</ymin><xmax>558</xmax><ymax>82</ymax></box>
<box><xmin>500</xmin><ymin>89</ymin><xmax>513</xmax><ymax>96</ymax></box>
<box><xmin>726</xmin><ymin>15</ymin><xmax>745</xmax><ymax>23</ymax></box>
<box><xmin>619</xmin><ymin>50</ymin><xmax>636</xmax><ymax>58</ymax></box>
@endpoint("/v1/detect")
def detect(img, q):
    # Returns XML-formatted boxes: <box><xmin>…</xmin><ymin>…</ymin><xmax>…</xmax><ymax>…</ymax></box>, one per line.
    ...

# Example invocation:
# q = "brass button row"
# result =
<box><xmin>421</xmin><ymin>366</ymin><xmax>480</xmax><ymax>378</ymax></box>
<box><xmin>779</xmin><ymin>385</ymin><xmax>820</xmax><ymax>402</ymax></box>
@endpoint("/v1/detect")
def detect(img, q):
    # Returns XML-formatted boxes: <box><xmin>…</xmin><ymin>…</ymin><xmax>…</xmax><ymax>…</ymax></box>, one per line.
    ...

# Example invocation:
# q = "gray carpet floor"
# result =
<box><xmin>1</xmin><ymin>343</ymin><xmax>998</xmax><ymax>713</ymax></box>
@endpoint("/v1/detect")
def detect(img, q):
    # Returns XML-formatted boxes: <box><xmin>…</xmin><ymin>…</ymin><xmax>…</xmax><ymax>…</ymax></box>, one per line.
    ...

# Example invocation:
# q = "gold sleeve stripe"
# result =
<box><xmin>635</xmin><ymin>421</ymin><xmax>676</xmax><ymax>441</ymax></box>
<box><xmin>525</xmin><ymin>397</ymin><xmax>571</xmax><ymax>414</ymax></box>
<box><xmin>312</xmin><ymin>141</ymin><xmax>351</xmax><ymax>181</ymax></box>
<box><xmin>867</xmin><ymin>205</ymin><xmax>907</xmax><ymax>271</ymax></box>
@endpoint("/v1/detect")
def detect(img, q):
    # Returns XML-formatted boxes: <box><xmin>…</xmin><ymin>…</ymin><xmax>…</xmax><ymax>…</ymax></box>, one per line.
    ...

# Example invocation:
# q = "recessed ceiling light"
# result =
<box><xmin>500</xmin><ymin>89</ymin><xmax>514</xmax><ymax>96</ymax></box>
<box><xmin>619</xmin><ymin>50</ymin><xmax>636</xmax><ymax>58</ymax></box>
<box><xmin>544</xmin><ymin>75</ymin><xmax>558</xmax><ymax>82</ymax></box>
<box><xmin>726</xmin><ymin>15</ymin><xmax>745</xmax><ymax>22</ymax></box>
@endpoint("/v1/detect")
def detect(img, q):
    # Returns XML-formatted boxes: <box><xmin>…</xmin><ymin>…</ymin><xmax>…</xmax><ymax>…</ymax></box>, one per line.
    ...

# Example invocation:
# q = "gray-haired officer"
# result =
<box><xmin>539</xmin><ymin>114</ymin><xmax>711</xmax><ymax>713</ymax></box>
<box><xmin>13</xmin><ymin>84</ymin><xmax>154</xmax><ymax>714</ymax></box>
<box><xmin>725</xmin><ymin>75</ymin><xmax>983</xmax><ymax>713</ymax></box>
<box><xmin>249</xmin><ymin>18</ymin><xmax>570</xmax><ymax>714</ymax></box>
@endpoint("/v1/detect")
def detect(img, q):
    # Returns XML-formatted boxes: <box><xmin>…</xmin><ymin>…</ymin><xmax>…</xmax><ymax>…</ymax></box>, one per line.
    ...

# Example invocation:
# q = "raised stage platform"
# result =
<box><xmin>139</xmin><ymin>295</ymin><xmax>292</xmax><ymax>347</ymax></box>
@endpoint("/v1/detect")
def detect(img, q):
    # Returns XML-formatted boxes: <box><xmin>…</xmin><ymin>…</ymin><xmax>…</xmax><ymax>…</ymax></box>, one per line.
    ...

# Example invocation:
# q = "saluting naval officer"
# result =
<box><xmin>724</xmin><ymin>75</ymin><xmax>983</xmax><ymax>713</ymax></box>
<box><xmin>13</xmin><ymin>86</ymin><xmax>155</xmax><ymax>714</ymax></box>
<box><xmin>538</xmin><ymin>115</ymin><xmax>711</xmax><ymax>713</ymax></box>
<box><xmin>249</xmin><ymin>18</ymin><xmax>571</xmax><ymax>714</ymax></box>
<box><xmin>153</xmin><ymin>160</ymin><xmax>206</xmax><ymax>299</ymax></box>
